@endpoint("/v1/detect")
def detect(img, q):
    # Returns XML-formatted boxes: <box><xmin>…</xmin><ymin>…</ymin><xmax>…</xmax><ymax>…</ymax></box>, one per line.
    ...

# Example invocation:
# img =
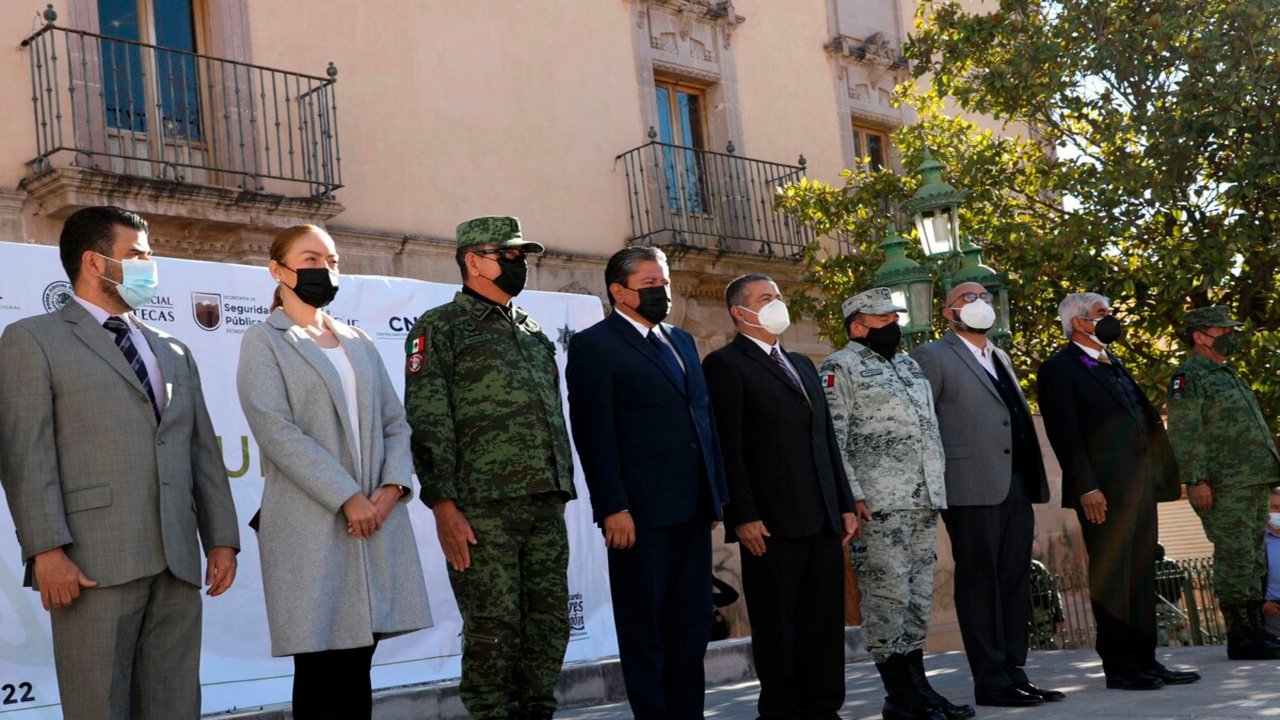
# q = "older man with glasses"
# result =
<box><xmin>912</xmin><ymin>282</ymin><xmax>1060</xmax><ymax>709</ymax></box>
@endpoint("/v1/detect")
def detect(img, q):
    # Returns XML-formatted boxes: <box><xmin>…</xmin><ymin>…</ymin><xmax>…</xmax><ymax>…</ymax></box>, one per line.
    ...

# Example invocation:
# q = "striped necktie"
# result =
<box><xmin>103</xmin><ymin>316</ymin><xmax>159</xmax><ymax>418</ymax></box>
<box><xmin>769</xmin><ymin>346</ymin><xmax>804</xmax><ymax>393</ymax></box>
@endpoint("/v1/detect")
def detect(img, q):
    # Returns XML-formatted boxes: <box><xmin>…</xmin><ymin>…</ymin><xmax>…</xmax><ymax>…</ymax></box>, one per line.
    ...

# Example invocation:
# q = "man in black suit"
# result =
<box><xmin>1037</xmin><ymin>292</ymin><xmax>1200</xmax><ymax>691</ymax></box>
<box><xmin>566</xmin><ymin>246</ymin><xmax>728</xmax><ymax>720</ymax></box>
<box><xmin>702</xmin><ymin>274</ymin><xmax>859</xmax><ymax>720</ymax></box>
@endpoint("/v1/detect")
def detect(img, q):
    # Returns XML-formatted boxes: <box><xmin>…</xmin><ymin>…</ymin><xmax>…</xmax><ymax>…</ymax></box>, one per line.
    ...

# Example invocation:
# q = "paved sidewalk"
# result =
<box><xmin>558</xmin><ymin>647</ymin><xmax>1280</xmax><ymax>719</ymax></box>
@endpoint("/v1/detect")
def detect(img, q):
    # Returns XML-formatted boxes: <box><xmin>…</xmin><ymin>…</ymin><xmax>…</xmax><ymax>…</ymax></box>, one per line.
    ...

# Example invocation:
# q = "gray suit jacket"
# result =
<box><xmin>911</xmin><ymin>330</ymin><xmax>1049</xmax><ymax>507</ymax></box>
<box><xmin>238</xmin><ymin>309</ymin><xmax>431</xmax><ymax>656</ymax></box>
<box><xmin>0</xmin><ymin>300</ymin><xmax>240</xmax><ymax>589</ymax></box>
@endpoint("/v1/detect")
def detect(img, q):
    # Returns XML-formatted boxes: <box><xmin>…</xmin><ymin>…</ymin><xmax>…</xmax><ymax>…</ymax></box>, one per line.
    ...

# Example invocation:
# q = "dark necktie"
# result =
<box><xmin>104</xmin><ymin>316</ymin><xmax>159</xmax><ymax>417</ymax></box>
<box><xmin>646</xmin><ymin>329</ymin><xmax>685</xmax><ymax>384</ymax></box>
<box><xmin>769</xmin><ymin>346</ymin><xmax>804</xmax><ymax>394</ymax></box>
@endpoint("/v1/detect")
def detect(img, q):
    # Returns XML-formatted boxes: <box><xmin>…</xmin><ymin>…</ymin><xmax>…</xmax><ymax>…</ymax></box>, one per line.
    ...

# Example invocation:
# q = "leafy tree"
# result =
<box><xmin>778</xmin><ymin>0</ymin><xmax>1280</xmax><ymax>419</ymax></box>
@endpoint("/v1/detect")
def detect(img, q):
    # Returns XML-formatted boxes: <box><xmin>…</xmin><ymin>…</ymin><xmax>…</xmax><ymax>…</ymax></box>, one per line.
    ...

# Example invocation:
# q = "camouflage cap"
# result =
<box><xmin>1183</xmin><ymin>305</ymin><xmax>1243</xmax><ymax>330</ymax></box>
<box><xmin>455</xmin><ymin>216</ymin><xmax>546</xmax><ymax>253</ymax></box>
<box><xmin>841</xmin><ymin>286</ymin><xmax>907</xmax><ymax>320</ymax></box>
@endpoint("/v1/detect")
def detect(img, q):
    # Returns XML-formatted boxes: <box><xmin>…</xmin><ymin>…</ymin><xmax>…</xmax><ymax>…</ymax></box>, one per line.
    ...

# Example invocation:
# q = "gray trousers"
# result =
<box><xmin>50</xmin><ymin>569</ymin><xmax>202</xmax><ymax>720</ymax></box>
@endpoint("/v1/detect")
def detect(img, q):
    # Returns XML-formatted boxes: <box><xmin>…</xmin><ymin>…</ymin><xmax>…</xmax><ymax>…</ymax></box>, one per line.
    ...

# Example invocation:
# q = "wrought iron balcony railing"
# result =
<box><xmin>617</xmin><ymin>140</ymin><xmax>812</xmax><ymax>256</ymax></box>
<box><xmin>21</xmin><ymin>16</ymin><xmax>341</xmax><ymax>199</ymax></box>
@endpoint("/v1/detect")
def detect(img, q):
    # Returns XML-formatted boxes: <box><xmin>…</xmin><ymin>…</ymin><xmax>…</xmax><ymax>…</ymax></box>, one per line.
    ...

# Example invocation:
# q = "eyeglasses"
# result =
<box><xmin>473</xmin><ymin>247</ymin><xmax>527</xmax><ymax>262</ymax></box>
<box><xmin>956</xmin><ymin>291</ymin><xmax>992</xmax><ymax>303</ymax></box>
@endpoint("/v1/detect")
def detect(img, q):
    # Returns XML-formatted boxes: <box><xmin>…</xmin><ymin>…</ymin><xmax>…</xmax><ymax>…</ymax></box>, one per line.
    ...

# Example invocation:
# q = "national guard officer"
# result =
<box><xmin>404</xmin><ymin>216</ymin><xmax>577</xmax><ymax>720</ymax></box>
<box><xmin>820</xmin><ymin>287</ymin><xmax>955</xmax><ymax>720</ymax></box>
<box><xmin>1166</xmin><ymin>305</ymin><xmax>1280</xmax><ymax>660</ymax></box>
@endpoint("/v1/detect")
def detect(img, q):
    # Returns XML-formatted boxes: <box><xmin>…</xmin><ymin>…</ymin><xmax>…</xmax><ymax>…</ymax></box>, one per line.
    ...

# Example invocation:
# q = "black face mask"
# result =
<box><xmin>284</xmin><ymin>266</ymin><xmax>339</xmax><ymax>309</ymax></box>
<box><xmin>1086</xmin><ymin>315</ymin><xmax>1123</xmax><ymax>345</ymax></box>
<box><xmin>855</xmin><ymin>322</ymin><xmax>902</xmax><ymax>359</ymax></box>
<box><xmin>491</xmin><ymin>255</ymin><xmax>528</xmax><ymax>297</ymax></box>
<box><xmin>627</xmin><ymin>286</ymin><xmax>671</xmax><ymax>325</ymax></box>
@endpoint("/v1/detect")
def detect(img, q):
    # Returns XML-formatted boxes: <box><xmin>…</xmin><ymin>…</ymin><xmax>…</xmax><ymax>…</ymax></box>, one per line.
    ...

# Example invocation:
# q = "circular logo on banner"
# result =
<box><xmin>42</xmin><ymin>281</ymin><xmax>73</xmax><ymax>313</ymax></box>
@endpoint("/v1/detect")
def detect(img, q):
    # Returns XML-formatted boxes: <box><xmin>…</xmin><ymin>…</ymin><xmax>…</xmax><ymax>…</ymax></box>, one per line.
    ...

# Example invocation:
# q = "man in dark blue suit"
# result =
<box><xmin>566</xmin><ymin>246</ymin><xmax>728</xmax><ymax>720</ymax></box>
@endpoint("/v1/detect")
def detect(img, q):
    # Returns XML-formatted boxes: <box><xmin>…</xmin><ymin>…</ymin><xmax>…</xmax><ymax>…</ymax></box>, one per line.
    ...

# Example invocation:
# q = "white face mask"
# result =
<box><xmin>956</xmin><ymin>299</ymin><xmax>996</xmax><ymax>331</ymax></box>
<box><xmin>1269</xmin><ymin>512</ymin><xmax>1280</xmax><ymax>529</ymax></box>
<box><xmin>738</xmin><ymin>299</ymin><xmax>791</xmax><ymax>335</ymax></box>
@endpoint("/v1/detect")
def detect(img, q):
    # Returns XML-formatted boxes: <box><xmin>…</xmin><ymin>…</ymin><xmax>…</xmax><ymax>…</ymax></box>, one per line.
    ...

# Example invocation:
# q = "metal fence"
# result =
<box><xmin>21</xmin><ymin>17</ymin><xmax>341</xmax><ymax>198</ymax></box>
<box><xmin>1029</xmin><ymin>556</ymin><xmax>1224</xmax><ymax>650</ymax></box>
<box><xmin>616</xmin><ymin>140</ymin><xmax>812</xmax><ymax>256</ymax></box>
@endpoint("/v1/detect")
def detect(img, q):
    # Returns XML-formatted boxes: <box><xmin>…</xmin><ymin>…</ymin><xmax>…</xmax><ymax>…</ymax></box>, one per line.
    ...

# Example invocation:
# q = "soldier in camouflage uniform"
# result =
<box><xmin>820</xmin><ymin>287</ymin><xmax>950</xmax><ymax>720</ymax></box>
<box><xmin>1165</xmin><ymin>305</ymin><xmax>1280</xmax><ymax>660</ymax></box>
<box><xmin>404</xmin><ymin>216</ymin><xmax>577</xmax><ymax>720</ymax></box>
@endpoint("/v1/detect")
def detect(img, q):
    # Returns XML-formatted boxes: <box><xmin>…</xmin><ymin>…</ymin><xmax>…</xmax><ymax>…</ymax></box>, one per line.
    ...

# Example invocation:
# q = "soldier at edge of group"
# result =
<box><xmin>1165</xmin><ymin>304</ymin><xmax>1280</xmax><ymax>661</ymax></box>
<box><xmin>403</xmin><ymin>216</ymin><xmax>577</xmax><ymax>720</ymax></box>
<box><xmin>820</xmin><ymin>287</ymin><xmax>965</xmax><ymax>720</ymax></box>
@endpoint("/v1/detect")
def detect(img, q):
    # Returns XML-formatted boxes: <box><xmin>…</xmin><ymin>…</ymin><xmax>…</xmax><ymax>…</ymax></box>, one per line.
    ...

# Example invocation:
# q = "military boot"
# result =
<box><xmin>903</xmin><ymin>649</ymin><xmax>976</xmax><ymax>719</ymax></box>
<box><xmin>874</xmin><ymin>655</ymin><xmax>946</xmax><ymax>720</ymax></box>
<box><xmin>1225</xmin><ymin>604</ymin><xmax>1280</xmax><ymax>660</ymax></box>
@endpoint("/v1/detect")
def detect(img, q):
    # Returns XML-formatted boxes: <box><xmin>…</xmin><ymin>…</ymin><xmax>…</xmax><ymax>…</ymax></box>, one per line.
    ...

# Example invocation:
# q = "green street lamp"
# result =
<box><xmin>902</xmin><ymin>146</ymin><xmax>969</xmax><ymax>261</ymax></box>
<box><xmin>871</xmin><ymin>222</ymin><xmax>933</xmax><ymax>348</ymax></box>
<box><xmin>884</xmin><ymin>146</ymin><xmax>1013</xmax><ymax>347</ymax></box>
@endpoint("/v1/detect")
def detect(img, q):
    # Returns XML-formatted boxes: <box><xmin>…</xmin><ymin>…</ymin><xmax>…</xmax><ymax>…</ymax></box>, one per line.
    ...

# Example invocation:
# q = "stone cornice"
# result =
<box><xmin>20</xmin><ymin>167</ymin><xmax>344</xmax><ymax>228</ymax></box>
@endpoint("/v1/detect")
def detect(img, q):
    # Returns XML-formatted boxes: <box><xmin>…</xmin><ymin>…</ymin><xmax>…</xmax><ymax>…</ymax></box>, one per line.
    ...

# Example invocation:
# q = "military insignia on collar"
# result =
<box><xmin>1169</xmin><ymin>373</ymin><xmax>1187</xmax><ymax>401</ymax></box>
<box><xmin>407</xmin><ymin>353</ymin><xmax>425</xmax><ymax>374</ymax></box>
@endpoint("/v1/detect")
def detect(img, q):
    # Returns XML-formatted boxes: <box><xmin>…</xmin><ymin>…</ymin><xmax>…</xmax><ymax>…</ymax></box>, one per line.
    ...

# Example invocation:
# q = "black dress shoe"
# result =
<box><xmin>975</xmin><ymin>686</ymin><xmax>1044</xmax><ymax>707</ymax></box>
<box><xmin>1015</xmin><ymin>682</ymin><xmax>1066</xmax><ymax>701</ymax></box>
<box><xmin>1142</xmin><ymin>666</ymin><xmax>1201</xmax><ymax>685</ymax></box>
<box><xmin>1105</xmin><ymin>672</ymin><xmax>1165</xmax><ymax>690</ymax></box>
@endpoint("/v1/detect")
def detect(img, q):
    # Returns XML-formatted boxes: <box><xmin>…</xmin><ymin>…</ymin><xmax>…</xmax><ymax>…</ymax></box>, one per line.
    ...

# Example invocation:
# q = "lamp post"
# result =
<box><xmin>870</xmin><ymin>223</ymin><xmax>933</xmax><ymax>349</ymax></box>
<box><xmin>878</xmin><ymin>147</ymin><xmax>1012</xmax><ymax>347</ymax></box>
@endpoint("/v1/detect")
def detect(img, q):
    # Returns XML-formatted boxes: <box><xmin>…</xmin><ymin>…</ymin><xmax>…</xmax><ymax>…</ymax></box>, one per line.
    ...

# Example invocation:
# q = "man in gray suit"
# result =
<box><xmin>0</xmin><ymin>206</ymin><xmax>240</xmax><ymax>720</ymax></box>
<box><xmin>911</xmin><ymin>282</ymin><xmax>1061</xmax><ymax>708</ymax></box>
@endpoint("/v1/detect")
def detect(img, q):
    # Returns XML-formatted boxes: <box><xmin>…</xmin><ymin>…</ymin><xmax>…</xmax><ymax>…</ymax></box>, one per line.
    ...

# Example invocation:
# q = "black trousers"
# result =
<box><xmin>942</xmin><ymin>473</ymin><xmax>1035</xmax><ymax>695</ymax></box>
<box><xmin>608</xmin><ymin>519</ymin><xmax>714</xmax><ymax>720</ymax></box>
<box><xmin>741</xmin><ymin>533</ymin><xmax>846</xmax><ymax>720</ymax></box>
<box><xmin>1077</xmin><ymin>496</ymin><xmax>1158</xmax><ymax>677</ymax></box>
<box><xmin>292</xmin><ymin>641</ymin><xmax>379</xmax><ymax>719</ymax></box>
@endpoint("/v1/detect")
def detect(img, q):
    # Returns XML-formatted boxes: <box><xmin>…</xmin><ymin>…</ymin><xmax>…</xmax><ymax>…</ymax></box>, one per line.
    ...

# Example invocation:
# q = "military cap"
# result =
<box><xmin>456</xmin><ymin>216</ymin><xmax>545</xmax><ymax>253</ymax></box>
<box><xmin>842</xmin><ymin>286</ymin><xmax>907</xmax><ymax>320</ymax></box>
<box><xmin>1183</xmin><ymin>305</ymin><xmax>1243</xmax><ymax>330</ymax></box>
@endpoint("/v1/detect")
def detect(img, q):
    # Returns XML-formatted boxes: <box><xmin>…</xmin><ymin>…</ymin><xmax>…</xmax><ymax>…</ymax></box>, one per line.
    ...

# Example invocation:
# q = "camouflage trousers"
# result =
<box><xmin>849</xmin><ymin>509</ymin><xmax>938</xmax><ymax>663</ymax></box>
<box><xmin>449</xmin><ymin>493</ymin><xmax>570</xmax><ymax>720</ymax></box>
<box><xmin>1195</xmin><ymin>484</ymin><xmax>1270</xmax><ymax>606</ymax></box>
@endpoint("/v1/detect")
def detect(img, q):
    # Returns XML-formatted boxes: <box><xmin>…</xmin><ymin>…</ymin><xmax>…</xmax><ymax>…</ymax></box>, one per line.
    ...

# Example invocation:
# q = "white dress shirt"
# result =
<box><xmin>614</xmin><ymin>309</ymin><xmax>685</xmax><ymax>372</ymax></box>
<box><xmin>957</xmin><ymin>333</ymin><xmax>998</xmax><ymax>378</ymax></box>
<box><xmin>1072</xmin><ymin>341</ymin><xmax>1111</xmax><ymax>364</ymax></box>
<box><xmin>74</xmin><ymin>295</ymin><xmax>165</xmax><ymax>413</ymax></box>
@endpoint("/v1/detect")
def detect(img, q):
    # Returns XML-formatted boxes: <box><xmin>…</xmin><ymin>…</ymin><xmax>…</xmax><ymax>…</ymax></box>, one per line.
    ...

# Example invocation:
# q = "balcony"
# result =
<box><xmin>617</xmin><ymin>140</ymin><xmax>813</xmax><ymax>257</ymax></box>
<box><xmin>20</xmin><ymin>15</ymin><xmax>341</xmax><ymax>210</ymax></box>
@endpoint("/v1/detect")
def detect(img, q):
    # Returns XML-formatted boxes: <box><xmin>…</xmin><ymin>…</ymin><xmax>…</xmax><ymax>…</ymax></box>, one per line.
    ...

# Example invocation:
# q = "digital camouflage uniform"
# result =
<box><xmin>404</xmin><ymin>216</ymin><xmax>576</xmax><ymax>720</ymax></box>
<box><xmin>1166</xmin><ymin>307</ymin><xmax>1280</xmax><ymax>633</ymax></box>
<box><xmin>820</xmin><ymin>289</ymin><xmax>947</xmax><ymax>663</ymax></box>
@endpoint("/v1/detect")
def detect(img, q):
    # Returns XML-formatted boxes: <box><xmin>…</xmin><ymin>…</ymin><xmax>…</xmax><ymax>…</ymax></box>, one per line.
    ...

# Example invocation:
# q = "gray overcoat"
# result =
<box><xmin>237</xmin><ymin>309</ymin><xmax>432</xmax><ymax>656</ymax></box>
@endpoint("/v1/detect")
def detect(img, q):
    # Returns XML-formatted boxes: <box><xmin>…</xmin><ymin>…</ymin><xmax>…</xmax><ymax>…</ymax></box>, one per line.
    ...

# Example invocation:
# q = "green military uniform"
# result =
<box><xmin>819</xmin><ymin>288</ymin><xmax>947</xmax><ymax>664</ymax></box>
<box><xmin>1166</xmin><ymin>305</ymin><xmax>1280</xmax><ymax>654</ymax></box>
<box><xmin>404</xmin><ymin>216</ymin><xmax>576</xmax><ymax>720</ymax></box>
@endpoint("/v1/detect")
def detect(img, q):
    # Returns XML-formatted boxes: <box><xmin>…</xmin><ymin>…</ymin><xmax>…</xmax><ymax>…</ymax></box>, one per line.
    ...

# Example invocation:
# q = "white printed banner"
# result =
<box><xmin>0</xmin><ymin>242</ymin><xmax>616</xmax><ymax>717</ymax></box>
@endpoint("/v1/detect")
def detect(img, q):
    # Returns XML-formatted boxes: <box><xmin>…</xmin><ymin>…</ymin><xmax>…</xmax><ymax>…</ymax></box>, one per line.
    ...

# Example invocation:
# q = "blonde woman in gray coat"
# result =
<box><xmin>237</xmin><ymin>225</ymin><xmax>431</xmax><ymax>719</ymax></box>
